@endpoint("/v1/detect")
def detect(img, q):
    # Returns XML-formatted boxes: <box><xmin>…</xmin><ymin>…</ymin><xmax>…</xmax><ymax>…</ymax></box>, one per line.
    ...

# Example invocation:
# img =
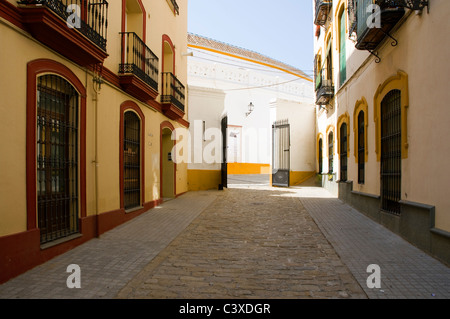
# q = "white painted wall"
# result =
<box><xmin>187</xmin><ymin>44</ymin><xmax>315</xmax><ymax>169</ymax></box>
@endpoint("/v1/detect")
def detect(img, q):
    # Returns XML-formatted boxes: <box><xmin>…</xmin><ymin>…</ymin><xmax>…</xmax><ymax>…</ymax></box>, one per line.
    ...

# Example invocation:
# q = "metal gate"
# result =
<box><xmin>272</xmin><ymin>119</ymin><xmax>290</xmax><ymax>187</ymax></box>
<box><xmin>220</xmin><ymin>116</ymin><xmax>227</xmax><ymax>189</ymax></box>
<box><xmin>381</xmin><ymin>90</ymin><xmax>402</xmax><ymax>215</ymax></box>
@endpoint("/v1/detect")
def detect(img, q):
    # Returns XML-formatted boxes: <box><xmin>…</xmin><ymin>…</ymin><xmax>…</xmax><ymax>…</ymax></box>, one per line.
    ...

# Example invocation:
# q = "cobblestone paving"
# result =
<box><xmin>0</xmin><ymin>191</ymin><xmax>218</xmax><ymax>299</ymax></box>
<box><xmin>117</xmin><ymin>187</ymin><xmax>367</xmax><ymax>299</ymax></box>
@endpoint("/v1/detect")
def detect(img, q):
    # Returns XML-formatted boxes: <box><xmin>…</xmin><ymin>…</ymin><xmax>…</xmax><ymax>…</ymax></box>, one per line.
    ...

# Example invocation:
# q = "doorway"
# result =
<box><xmin>161</xmin><ymin>125</ymin><xmax>175</xmax><ymax>200</ymax></box>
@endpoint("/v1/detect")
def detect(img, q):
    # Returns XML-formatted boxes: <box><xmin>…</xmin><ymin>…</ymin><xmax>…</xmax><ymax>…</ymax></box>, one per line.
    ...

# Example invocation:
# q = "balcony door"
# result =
<box><xmin>125</xmin><ymin>0</ymin><xmax>144</xmax><ymax>38</ymax></box>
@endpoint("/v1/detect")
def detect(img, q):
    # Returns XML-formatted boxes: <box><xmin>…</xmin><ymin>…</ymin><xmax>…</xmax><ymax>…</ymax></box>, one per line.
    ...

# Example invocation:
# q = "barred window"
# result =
<box><xmin>123</xmin><ymin>111</ymin><xmax>141</xmax><ymax>210</ymax></box>
<box><xmin>328</xmin><ymin>132</ymin><xmax>334</xmax><ymax>174</ymax></box>
<box><xmin>318</xmin><ymin>138</ymin><xmax>323</xmax><ymax>173</ymax></box>
<box><xmin>381</xmin><ymin>90</ymin><xmax>402</xmax><ymax>215</ymax></box>
<box><xmin>357</xmin><ymin>110</ymin><xmax>365</xmax><ymax>184</ymax></box>
<box><xmin>340</xmin><ymin>123</ymin><xmax>348</xmax><ymax>181</ymax></box>
<box><xmin>37</xmin><ymin>74</ymin><xmax>79</xmax><ymax>244</ymax></box>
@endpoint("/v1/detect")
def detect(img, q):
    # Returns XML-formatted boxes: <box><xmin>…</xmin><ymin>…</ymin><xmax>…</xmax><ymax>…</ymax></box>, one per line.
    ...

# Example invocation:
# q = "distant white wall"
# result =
<box><xmin>187</xmin><ymin>46</ymin><xmax>315</xmax><ymax>169</ymax></box>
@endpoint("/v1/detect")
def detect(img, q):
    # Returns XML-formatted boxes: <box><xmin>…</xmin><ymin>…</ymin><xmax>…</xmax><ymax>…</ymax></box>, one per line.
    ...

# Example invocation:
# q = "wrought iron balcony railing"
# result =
<box><xmin>170</xmin><ymin>0</ymin><xmax>179</xmax><ymax>15</ymax></box>
<box><xmin>119</xmin><ymin>32</ymin><xmax>159</xmax><ymax>92</ymax></box>
<box><xmin>161</xmin><ymin>72</ymin><xmax>185</xmax><ymax>113</ymax></box>
<box><xmin>354</xmin><ymin>0</ymin><xmax>428</xmax><ymax>61</ymax></box>
<box><xmin>19</xmin><ymin>0</ymin><xmax>108</xmax><ymax>51</ymax></box>
<box><xmin>314</xmin><ymin>0</ymin><xmax>332</xmax><ymax>26</ymax></box>
<box><xmin>348</xmin><ymin>0</ymin><xmax>358</xmax><ymax>36</ymax></box>
<box><xmin>315</xmin><ymin>66</ymin><xmax>334</xmax><ymax>105</ymax></box>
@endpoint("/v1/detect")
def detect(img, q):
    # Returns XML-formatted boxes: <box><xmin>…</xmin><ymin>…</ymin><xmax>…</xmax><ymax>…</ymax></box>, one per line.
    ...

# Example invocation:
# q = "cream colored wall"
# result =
<box><xmin>315</xmin><ymin>0</ymin><xmax>450</xmax><ymax>232</ymax></box>
<box><xmin>0</xmin><ymin>21</ymin><xmax>90</xmax><ymax>235</ymax></box>
<box><xmin>0</xmin><ymin>23</ymin><xmax>28</xmax><ymax>235</ymax></box>
<box><xmin>0</xmin><ymin>0</ymin><xmax>189</xmax><ymax>236</ymax></box>
<box><xmin>275</xmin><ymin>99</ymin><xmax>316</xmax><ymax>173</ymax></box>
<box><xmin>146</xmin><ymin>0</ymin><xmax>189</xmax><ymax>117</ymax></box>
<box><xmin>187</xmin><ymin>86</ymin><xmax>226</xmax><ymax>171</ymax></box>
<box><xmin>103</xmin><ymin>0</ymin><xmax>189</xmax><ymax>118</ymax></box>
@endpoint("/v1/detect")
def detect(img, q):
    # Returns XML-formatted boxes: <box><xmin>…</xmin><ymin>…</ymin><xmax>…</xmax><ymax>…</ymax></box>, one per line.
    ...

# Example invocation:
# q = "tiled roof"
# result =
<box><xmin>188</xmin><ymin>33</ymin><xmax>311</xmax><ymax>80</ymax></box>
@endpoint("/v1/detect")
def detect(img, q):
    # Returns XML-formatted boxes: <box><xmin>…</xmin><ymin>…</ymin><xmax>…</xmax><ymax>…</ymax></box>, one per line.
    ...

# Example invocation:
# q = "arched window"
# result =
<box><xmin>328</xmin><ymin>132</ymin><xmax>334</xmax><ymax>174</ymax></box>
<box><xmin>123</xmin><ymin>111</ymin><xmax>141</xmax><ymax>210</ymax></box>
<box><xmin>357</xmin><ymin>110</ymin><xmax>365</xmax><ymax>184</ymax></box>
<box><xmin>380</xmin><ymin>89</ymin><xmax>402</xmax><ymax>215</ymax></box>
<box><xmin>37</xmin><ymin>74</ymin><xmax>79</xmax><ymax>244</ymax></box>
<box><xmin>340</xmin><ymin>123</ymin><xmax>348</xmax><ymax>181</ymax></box>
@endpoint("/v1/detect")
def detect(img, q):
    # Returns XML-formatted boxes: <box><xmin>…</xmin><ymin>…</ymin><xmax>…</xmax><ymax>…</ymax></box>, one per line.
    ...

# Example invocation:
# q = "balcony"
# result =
<box><xmin>315</xmin><ymin>67</ymin><xmax>334</xmax><ymax>105</ymax></box>
<box><xmin>355</xmin><ymin>0</ymin><xmax>405</xmax><ymax>51</ymax></box>
<box><xmin>168</xmin><ymin>0</ymin><xmax>179</xmax><ymax>15</ymax></box>
<box><xmin>18</xmin><ymin>0</ymin><xmax>108</xmax><ymax>66</ymax></box>
<box><xmin>314</xmin><ymin>0</ymin><xmax>332</xmax><ymax>26</ymax></box>
<box><xmin>119</xmin><ymin>32</ymin><xmax>159</xmax><ymax>103</ymax></box>
<box><xmin>161</xmin><ymin>72</ymin><xmax>185</xmax><ymax>120</ymax></box>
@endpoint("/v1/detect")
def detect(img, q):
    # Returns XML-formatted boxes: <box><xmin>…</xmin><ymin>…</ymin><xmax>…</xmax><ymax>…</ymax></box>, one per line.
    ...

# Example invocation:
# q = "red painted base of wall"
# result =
<box><xmin>0</xmin><ymin>198</ymin><xmax>163</xmax><ymax>284</ymax></box>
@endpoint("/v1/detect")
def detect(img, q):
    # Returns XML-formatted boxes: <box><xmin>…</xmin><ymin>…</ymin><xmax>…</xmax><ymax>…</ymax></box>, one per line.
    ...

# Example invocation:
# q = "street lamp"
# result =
<box><xmin>246</xmin><ymin>102</ymin><xmax>254</xmax><ymax>117</ymax></box>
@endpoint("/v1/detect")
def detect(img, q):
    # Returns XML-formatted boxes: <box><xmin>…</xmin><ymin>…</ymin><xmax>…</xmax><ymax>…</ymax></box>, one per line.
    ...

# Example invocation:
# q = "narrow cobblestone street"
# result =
<box><xmin>1</xmin><ymin>178</ymin><xmax>449</xmax><ymax>300</ymax></box>
<box><xmin>117</xmin><ymin>186</ymin><xmax>366</xmax><ymax>299</ymax></box>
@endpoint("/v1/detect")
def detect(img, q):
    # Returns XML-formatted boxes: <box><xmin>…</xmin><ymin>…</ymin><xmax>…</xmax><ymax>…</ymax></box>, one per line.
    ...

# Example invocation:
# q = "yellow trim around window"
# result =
<box><xmin>337</xmin><ymin>112</ymin><xmax>350</xmax><ymax>157</ymax></box>
<box><xmin>326</xmin><ymin>124</ymin><xmax>335</xmax><ymax>157</ymax></box>
<box><xmin>353</xmin><ymin>97</ymin><xmax>369</xmax><ymax>163</ymax></box>
<box><xmin>373</xmin><ymin>71</ymin><xmax>409</xmax><ymax>161</ymax></box>
<box><xmin>317</xmin><ymin>133</ymin><xmax>324</xmax><ymax>171</ymax></box>
<box><xmin>335</xmin><ymin>0</ymin><xmax>348</xmax><ymax>51</ymax></box>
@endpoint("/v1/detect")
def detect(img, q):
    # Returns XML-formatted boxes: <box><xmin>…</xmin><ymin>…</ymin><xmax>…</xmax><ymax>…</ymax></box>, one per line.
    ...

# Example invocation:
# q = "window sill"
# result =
<box><xmin>125</xmin><ymin>206</ymin><xmax>143</xmax><ymax>214</ymax></box>
<box><xmin>40</xmin><ymin>233</ymin><xmax>82</xmax><ymax>250</ymax></box>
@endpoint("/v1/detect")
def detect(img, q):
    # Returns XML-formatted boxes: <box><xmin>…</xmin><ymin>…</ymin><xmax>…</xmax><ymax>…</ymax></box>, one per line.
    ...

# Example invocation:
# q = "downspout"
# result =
<box><xmin>92</xmin><ymin>70</ymin><xmax>102</xmax><ymax>238</ymax></box>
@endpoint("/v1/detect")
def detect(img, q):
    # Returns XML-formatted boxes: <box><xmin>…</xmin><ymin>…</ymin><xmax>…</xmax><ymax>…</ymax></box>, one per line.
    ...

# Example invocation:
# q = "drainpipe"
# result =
<box><xmin>92</xmin><ymin>71</ymin><xmax>102</xmax><ymax>238</ymax></box>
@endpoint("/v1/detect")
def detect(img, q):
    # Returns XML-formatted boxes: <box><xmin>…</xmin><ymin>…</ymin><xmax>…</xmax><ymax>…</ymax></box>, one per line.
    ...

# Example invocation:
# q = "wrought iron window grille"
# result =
<box><xmin>37</xmin><ymin>74</ymin><xmax>80</xmax><ymax>244</ymax></box>
<box><xmin>123</xmin><ymin>111</ymin><xmax>141</xmax><ymax>210</ymax></box>
<box><xmin>380</xmin><ymin>90</ymin><xmax>402</xmax><ymax>215</ymax></box>
<box><xmin>340</xmin><ymin>123</ymin><xmax>348</xmax><ymax>182</ymax></box>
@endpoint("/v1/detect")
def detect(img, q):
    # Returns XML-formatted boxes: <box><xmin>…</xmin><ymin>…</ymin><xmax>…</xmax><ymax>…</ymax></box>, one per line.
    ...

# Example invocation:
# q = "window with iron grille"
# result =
<box><xmin>357</xmin><ymin>110</ymin><xmax>365</xmax><ymax>184</ymax></box>
<box><xmin>318</xmin><ymin>138</ymin><xmax>323</xmax><ymax>173</ymax></box>
<box><xmin>381</xmin><ymin>89</ymin><xmax>402</xmax><ymax>215</ymax></box>
<box><xmin>340</xmin><ymin>123</ymin><xmax>348</xmax><ymax>181</ymax></box>
<box><xmin>37</xmin><ymin>75</ymin><xmax>79</xmax><ymax>244</ymax></box>
<box><xmin>328</xmin><ymin>132</ymin><xmax>334</xmax><ymax>174</ymax></box>
<box><xmin>123</xmin><ymin>111</ymin><xmax>141</xmax><ymax>210</ymax></box>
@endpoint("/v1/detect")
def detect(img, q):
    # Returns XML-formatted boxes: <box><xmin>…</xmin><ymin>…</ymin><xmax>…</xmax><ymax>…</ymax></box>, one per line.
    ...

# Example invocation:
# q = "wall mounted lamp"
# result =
<box><xmin>246</xmin><ymin>102</ymin><xmax>254</xmax><ymax>117</ymax></box>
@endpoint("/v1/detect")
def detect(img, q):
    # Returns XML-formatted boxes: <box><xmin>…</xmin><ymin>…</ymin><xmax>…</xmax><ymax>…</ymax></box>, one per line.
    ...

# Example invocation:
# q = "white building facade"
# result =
<box><xmin>186</xmin><ymin>34</ymin><xmax>316</xmax><ymax>190</ymax></box>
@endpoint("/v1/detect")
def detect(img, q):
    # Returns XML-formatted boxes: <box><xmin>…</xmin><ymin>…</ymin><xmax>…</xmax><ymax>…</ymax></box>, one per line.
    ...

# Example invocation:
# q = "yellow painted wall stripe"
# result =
<box><xmin>188</xmin><ymin>44</ymin><xmax>313</xmax><ymax>83</ymax></box>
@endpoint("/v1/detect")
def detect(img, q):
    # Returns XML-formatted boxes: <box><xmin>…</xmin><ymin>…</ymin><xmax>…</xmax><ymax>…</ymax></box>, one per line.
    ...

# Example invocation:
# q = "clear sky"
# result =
<box><xmin>187</xmin><ymin>0</ymin><xmax>314</xmax><ymax>77</ymax></box>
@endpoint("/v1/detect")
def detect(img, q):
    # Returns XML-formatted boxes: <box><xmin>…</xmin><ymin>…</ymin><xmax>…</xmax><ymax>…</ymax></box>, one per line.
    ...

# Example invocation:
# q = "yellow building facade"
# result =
<box><xmin>313</xmin><ymin>0</ymin><xmax>450</xmax><ymax>264</ymax></box>
<box><xmin>0</xmin><ymin>0</ymin><xmax>189</xmax><ymax>283</ymax></box>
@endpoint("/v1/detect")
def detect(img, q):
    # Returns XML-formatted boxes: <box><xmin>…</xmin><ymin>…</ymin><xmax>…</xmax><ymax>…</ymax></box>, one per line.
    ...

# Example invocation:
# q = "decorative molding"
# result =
<box><xmin>373</xmin><ymin>70</ymin><xmax>409</xmax><ymax>161</ymax></box>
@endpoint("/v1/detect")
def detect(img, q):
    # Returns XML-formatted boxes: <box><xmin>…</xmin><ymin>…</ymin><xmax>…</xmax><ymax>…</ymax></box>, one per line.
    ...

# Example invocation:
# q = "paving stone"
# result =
<box><xmin>1</xmin><ymin>180</ymin><xmax>448</xmax><ymax>299</ymax></box>
<box><xmin>116</xmin><ymin>187</ymin><xmax>366</xmax><ymax>299</ymax></box>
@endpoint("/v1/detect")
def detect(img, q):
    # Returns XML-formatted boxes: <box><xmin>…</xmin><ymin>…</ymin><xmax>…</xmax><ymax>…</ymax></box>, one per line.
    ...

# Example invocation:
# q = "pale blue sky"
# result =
<box><xmin>188</xmin><ymin>0</ymin><xmax>314</xmax><ymax>76</ymax></box>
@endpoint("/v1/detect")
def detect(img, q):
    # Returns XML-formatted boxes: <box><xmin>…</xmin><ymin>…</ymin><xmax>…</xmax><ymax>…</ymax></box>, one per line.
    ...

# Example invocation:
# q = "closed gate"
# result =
<box><xmin>272</xmin><ymin>119</ymin><xmax>290</xmax><ymax>187</ymax></box>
